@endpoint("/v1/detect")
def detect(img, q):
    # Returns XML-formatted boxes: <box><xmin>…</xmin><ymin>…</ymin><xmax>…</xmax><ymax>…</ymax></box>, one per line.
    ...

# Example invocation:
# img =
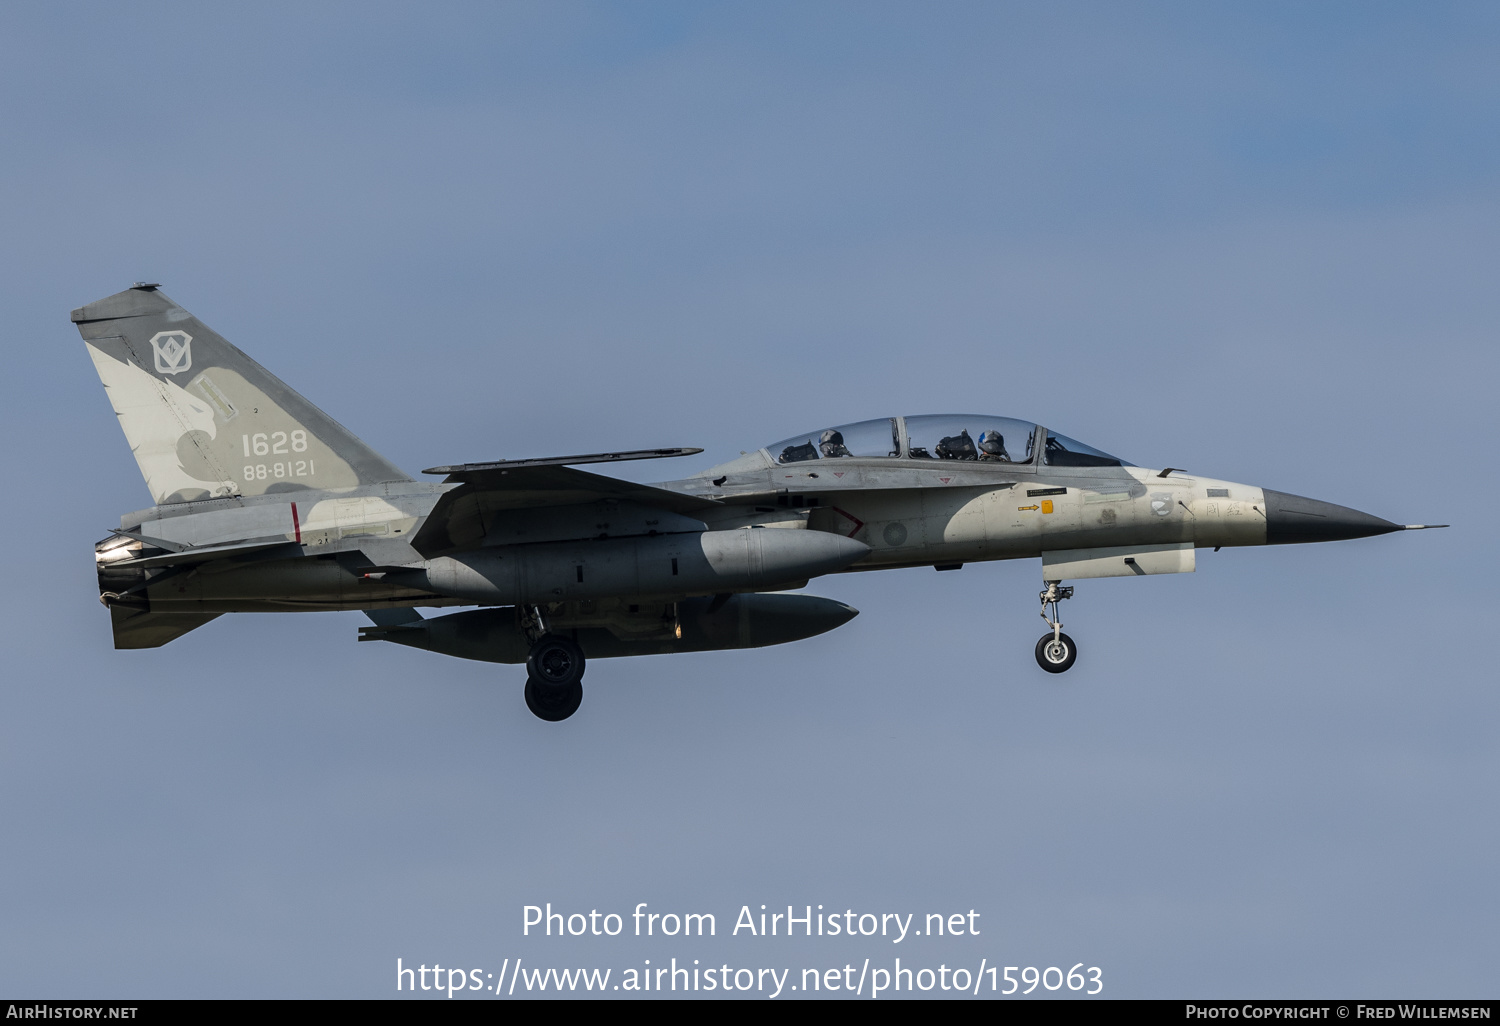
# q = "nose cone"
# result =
<box><xmin>1262</xmin><ymin>489</ymin><xmax>1402</xmax><ymax>545</ymax></box>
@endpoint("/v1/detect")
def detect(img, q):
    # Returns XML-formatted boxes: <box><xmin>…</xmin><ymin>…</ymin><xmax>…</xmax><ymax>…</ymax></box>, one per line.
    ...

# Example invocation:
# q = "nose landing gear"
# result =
<box><xmin>1035</xmin><ymin>582</ymin><xmax>1077</xmax><ymax>673</ymax></box>
<box><xmin>522</xmin><ymin>605</ymin><xmax>585</xmax><ymax>721</ymax></box>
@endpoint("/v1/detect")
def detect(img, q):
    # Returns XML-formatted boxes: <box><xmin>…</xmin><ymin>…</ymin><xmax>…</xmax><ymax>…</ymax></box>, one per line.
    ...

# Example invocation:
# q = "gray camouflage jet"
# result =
<box><xmin>80</xmin><ymin>285</ymin><xmax>1445</xmax><ymax>721</ymax></box>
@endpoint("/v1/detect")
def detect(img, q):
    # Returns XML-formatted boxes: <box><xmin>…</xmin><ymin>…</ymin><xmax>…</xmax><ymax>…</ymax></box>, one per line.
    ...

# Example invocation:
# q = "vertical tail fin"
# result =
<box><xmin>73</xmin><ymin>285</ymin><xmax>411</xmax><ymax>505</ymax></box>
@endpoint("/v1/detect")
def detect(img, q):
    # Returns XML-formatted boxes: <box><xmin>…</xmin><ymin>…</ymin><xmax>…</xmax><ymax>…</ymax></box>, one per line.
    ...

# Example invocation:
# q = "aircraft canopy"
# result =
<box><xmin>765</xmin><ymin>415</ymin><xmax>1132</xmax><ymax>467</ymax></box>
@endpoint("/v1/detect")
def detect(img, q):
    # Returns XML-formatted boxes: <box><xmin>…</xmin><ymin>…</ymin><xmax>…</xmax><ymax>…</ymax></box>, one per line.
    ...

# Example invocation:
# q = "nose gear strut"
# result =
<box><xmin>1036</xmin><ymin>581</ymin><xmax>1078</xmax><ymax>673</ymax></box>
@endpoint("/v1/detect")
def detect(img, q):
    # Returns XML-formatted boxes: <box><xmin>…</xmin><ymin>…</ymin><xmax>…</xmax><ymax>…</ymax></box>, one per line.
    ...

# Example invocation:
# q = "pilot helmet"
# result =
<box><xmin>978</xmin><ymin>430</ymin><xmax>1006</xmax><ymax>455</ymax></box>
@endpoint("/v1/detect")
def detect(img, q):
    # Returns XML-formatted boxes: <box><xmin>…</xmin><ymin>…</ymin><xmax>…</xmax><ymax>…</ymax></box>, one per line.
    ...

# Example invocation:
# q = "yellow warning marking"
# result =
<box><xmin>1018</xmin><ymin>504</ymin><xmax>1039</xmax><ymax>511</ymax></box>
<box><xmin>1041</xmin><ymin>500</ymin><xmax>1054</xmax><ymax>514</ymax></box>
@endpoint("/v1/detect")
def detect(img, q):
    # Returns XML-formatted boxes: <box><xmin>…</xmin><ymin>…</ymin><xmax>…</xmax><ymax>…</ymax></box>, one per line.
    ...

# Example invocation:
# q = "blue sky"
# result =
<box><xmin>1</xmin><ymin>1</ymin><xmax>1496</xmax><ymax>998</ymax></box>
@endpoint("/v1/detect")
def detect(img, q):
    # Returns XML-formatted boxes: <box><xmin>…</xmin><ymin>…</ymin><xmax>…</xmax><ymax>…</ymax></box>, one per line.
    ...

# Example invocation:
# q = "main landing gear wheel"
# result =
<box><xmin>526</xmin><ymin>633</ymin><xmax>585</xmax><ymax>688</ymax></box>
<box><xmin>523</xmin><ymin>632</ymin><xmax>586</xmax><ymax>720</ymax></box>
<box><xmin>525</xmin><ymin>677</ymin><xmax>584</xmax><ymax>721</ymax></box>
<box><xmin>1035</xmin><ymin>632</ymin><xmax>1077</xmax><ymax>673</ymax></box>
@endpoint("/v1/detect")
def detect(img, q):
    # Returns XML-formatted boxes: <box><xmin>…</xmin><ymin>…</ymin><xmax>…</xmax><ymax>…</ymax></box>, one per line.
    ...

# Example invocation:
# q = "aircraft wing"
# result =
<box><xmin>412</xmin><ymin>456</ymin><xmax>721</xmax><ymax>557</ymax></box>
<box><xmin>422</xmin><ymin>447</ymin><xmax>703</xmax><ymax>475</ymax></box>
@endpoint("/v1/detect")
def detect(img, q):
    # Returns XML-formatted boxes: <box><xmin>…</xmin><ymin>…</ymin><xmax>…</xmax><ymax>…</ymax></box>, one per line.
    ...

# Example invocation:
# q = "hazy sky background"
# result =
<box><xmin>2</xmin><ymin>1</ymin><xmax>1496</xmax><ymax>998</ymax></box>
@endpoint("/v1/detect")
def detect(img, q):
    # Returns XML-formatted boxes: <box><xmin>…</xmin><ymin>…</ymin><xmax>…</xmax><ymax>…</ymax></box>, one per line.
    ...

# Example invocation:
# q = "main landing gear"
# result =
<box><xmin>522</xmin><ymin>606</ymin><xmax>585</xmax><ymax>721</ymax></box>
<box><xmin>1035</xmin><ymin>581</ymin><xmax>1077</xmax><ymax>674</ymax></box>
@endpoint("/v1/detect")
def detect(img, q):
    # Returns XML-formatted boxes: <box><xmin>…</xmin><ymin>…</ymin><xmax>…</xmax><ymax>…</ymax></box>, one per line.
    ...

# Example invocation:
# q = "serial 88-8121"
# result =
<box><xmin>79</xmin><ymin>285</ymin><xmax>1445</xmax><ymax>721</ymax></box>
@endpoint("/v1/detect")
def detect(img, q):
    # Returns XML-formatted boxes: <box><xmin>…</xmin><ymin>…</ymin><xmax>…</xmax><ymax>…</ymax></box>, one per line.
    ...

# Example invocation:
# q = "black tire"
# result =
<box><xmin>525</xmin><ymin>677</ymin><xmax>583</xmax><ymax>721</ymax></box>
<box><xmin>526</xmin><ymin>634</ymin><xmax>585</xmax><ymax>687</ymax></box>
<box><xmin>1035</xmin><ymin>632</ymin><xmax>1077</xmax><ymax>673</ymax></box>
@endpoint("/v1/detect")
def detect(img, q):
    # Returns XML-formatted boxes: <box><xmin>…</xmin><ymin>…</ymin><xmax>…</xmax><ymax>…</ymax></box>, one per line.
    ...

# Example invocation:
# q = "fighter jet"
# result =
<box><xmin>79</xmin><ymin>285</ymin><xmax>1445</xmax><ymax>721</ymax></box>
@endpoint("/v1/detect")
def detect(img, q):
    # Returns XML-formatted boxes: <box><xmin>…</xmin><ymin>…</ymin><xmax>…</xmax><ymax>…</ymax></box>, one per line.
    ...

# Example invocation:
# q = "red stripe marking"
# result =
<box><xmin>291</xmin><ymin>502</ymin><xmax>302</xmax><ymax>544</ymax></box>
<box><xmin>832</xmin><ymin>506</ymin><xmax>864</xmax><ymax>539</ymax></box>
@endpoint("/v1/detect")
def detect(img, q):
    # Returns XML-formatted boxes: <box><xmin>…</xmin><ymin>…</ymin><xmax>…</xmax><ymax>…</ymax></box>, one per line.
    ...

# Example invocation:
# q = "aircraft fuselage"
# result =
<box><xmin>79</xmin><ymin>285</ymin><xmax>1436</xmax><ymax>716</ymax></box>
<box><xmin>102</xmin><ymin>461</ymin><xmax>1282</xmax><ymax>616</ymax></box>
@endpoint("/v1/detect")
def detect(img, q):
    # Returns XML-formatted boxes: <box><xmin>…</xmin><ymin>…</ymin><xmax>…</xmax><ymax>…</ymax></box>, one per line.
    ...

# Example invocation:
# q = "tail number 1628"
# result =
<box><xmin>243</xmin><ymin>431</ymin><xmax>308</xmax><ymax>456</ymax></box>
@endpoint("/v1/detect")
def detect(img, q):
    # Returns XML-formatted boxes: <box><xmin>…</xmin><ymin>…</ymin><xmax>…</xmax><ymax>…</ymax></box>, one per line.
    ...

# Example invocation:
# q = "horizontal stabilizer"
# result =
<box><xmin>363</xmin><ymin>608</ymin><xmax>425</xmax><ymax>626</ymax></box>
<box><xmin>358</xmin><ymin>608</ymin><xmax>427</xmax><ymax>642</ymax></box>
<box><xmin>110</xmin><ymin>528</ymin><xmax>187</xmax><ymax>552</ymax></box>
<box><xmin>110</xmin><ymin>606</ymin><xmax>222</xmax><ymax>649</ymax></box>
<box><xmin>111</xmin><ymin>539</ymin><xmax>300</xmax><ymax>569</ymax></box>
<box><xmin>358</xmin><ymin>623</ymin><xmax>426</xmax><ymax>640</ymax></box>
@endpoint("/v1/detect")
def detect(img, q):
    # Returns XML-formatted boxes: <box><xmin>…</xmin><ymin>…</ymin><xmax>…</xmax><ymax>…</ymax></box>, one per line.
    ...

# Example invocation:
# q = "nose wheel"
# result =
<box><xmin>1035</xmin><ymin>631</ymin><xmax>1077</xmax><ymax>673</ymax></box>
<box><xmin>1035</xmin><ymin>582</ymin><xmax>1078</xmax><ymax>674</ymax></box>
